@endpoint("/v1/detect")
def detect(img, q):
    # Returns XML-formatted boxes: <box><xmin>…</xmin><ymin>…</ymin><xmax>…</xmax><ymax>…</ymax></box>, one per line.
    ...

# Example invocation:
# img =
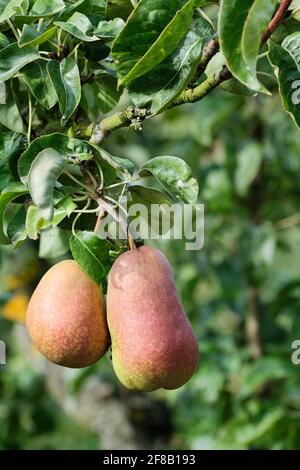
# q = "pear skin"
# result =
<box><xmin>26</xmin><ymin>260</ymin><xmax>109</xmax><ymax>368</ymax></box>
<box><xmin>107</xmin><ymin>246</ymin><xmax>199</xmax><ymax>391</ymax></box>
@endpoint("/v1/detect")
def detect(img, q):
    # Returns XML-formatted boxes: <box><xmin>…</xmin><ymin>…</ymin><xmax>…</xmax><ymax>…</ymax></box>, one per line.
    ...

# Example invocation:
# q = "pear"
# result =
<box><xmin>107</xmin><ymin>246</ymin><xmax>199</xmax><ymax>391</ymax></box>
<box><xmin>26</xmin><ymin>260</ymin><xmax>109</xmax><ymax>368</ymax></box>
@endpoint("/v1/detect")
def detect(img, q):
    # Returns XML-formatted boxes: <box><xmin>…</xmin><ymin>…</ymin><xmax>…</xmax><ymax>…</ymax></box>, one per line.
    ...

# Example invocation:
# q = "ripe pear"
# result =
<box><xmin>107</xmin><ymin>246</ymin><xmax>199</xmax><ymax>391</ymax></box>
<box><xmin>26</xmin><ymin>260</ymin><xmax>109</xmax><ymax>368</ymax></box>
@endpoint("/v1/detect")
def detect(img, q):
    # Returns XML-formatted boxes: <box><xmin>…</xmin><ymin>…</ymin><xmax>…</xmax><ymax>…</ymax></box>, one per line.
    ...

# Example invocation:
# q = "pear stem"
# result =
<box><xmin>128</xmin><ymin>233</ymin><xmax>137</xmax><ymax>251</ymax></box>
<box><xmin>94</xmin><ymin>200</ymin><xmax>106</xmax><ymax>234</ymax></box>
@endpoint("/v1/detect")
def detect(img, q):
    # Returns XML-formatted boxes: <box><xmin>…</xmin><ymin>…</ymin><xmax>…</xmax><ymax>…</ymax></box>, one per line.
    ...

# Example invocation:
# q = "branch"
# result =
<box><xmin>170</xmin><ymin>66</ymin><xmax>231</xmax><ymax>108</ymax></box>
<box><xmin>246</xmin><ymin>287</ymin><xmax>262</xmax><ymax>360</ymax></box>
<box><xmin>262</xmin><ymin>0</ymin><xmax>293</xmax><ymax>43</ymax></box>
<box><xmin>193</xmin><ymin>38</ymin><xmax>220</xmax><ymax>82</ymax></box>
<box><xmin>89</xmin><ymin>107</ymin><xmax>149</xmax><ymax>144</ymax></box>
<box><xmin>89</xmin><ymin>0</ymin><xmax>292</xmax><ymax>144</ymax></box>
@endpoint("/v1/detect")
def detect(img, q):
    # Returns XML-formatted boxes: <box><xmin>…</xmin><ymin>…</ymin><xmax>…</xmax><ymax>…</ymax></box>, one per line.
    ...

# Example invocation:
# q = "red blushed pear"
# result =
<box><xmin>107</xmin><ymin>245</ymin><xmax>199</xmax><ymax>392</ymax></box>
<box><xmin>26</xmin><ymin>260</ymin><xmax>109</xmax><ymax>368</ymax></box>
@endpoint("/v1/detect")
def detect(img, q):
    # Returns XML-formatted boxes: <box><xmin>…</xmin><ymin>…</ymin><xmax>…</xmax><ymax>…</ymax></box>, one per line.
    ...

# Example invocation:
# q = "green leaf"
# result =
<box><xmin>268</xmin><ymin>41</ymin><xmax>300</xmax><ymax>128</ymax></box>
<box><xmin>0</xmin><ymin>184</ymin><xmax>28</xmax><ymax>244</ymax></box>
<box><xmin>282</xmin><ymin>31</ymin><xmax>300</xmax><ymax>70</ymax></box>
<box><xmin>129</xmin><ymin>185</ymin><xmax>172</xmax><ymax>206</ymax></box>
<box><xmin>70</xmin><ymin>230</ymin><xmax>113</xmax><ymax>283</ymax></box>
<box><xmin>0</xmin><ymin>43</ymin><xmax>40</xmax><ymax>82</ymax></box>
<box><xmin>112</xmin><ymin>0</ymin><xmax>194</xmax><ymax>86</ymax></box>
<box><xmin>22</xmin><ymin>60</ymin><xmax>58</xmax><ymax>109</ymax></box>
<box><xmin>7</xmin><ymin>205</ymin><xmax>27</xmax><ymax>246</ymax></box>
<box><xmin>129</xmin><ymin>15</ymin><xmax>214</xmax><ymax>113</ymax></box>
<box><xmin>241</xmin><ymin>0</ymin><xmax>276</xmax><ymax>93</ymax></box>
<box><xmin>39</xmin><ymin>226</ymin><xmax>70</xmax><ymax>258</ymax></box>
<box><xmin>0</xmin><ymin>81</ymin><xmax>24</xmax><ymax>133</ymax></box>
<box><xmin>94</xmin><ymin>18</ymin><xmax>125</xmax><ymax>40</ymax></box>
<box><xmin>19</xmin><ymin>23</ymin><xmax>57</xmax><ymax>47</ymax></box>
<box><xmin>26</xmin><ymin>196</ymin><xmax>76</xmax><ymax>239</ymax></box>
<box><xmin>105</xmin><ymin>0</ymin><xmax>134</xmax><ymax>20</ymax></box>
<box><xmin>0</xmin><ymin>0</ymin><xmax>23</xmax><ymax>23</ymax></box>
<box><xmin>219</xmin><ymin>0</ymin><xmax>275</xmax><ymax>93</ymax></box>
<box><xmin>47</xmin><ymin>57</ymin><xmax>81</xmax><ymax>123</ymax></box>
<box><xmin>18</xmin><ymin>134</ymin><xmax>95</xmax><ymax>183</ymax></box>
<box><xmin>0</xmin><ymin>32</ymin><xmax>9</xmax><ymax>49</ymax></box>
<box><xmin>90</xmin><ymin>143</ymin><xmax>135</xmax><ymax>176</ymax></box>
<box><xmin>206</xmin><ymin>51</ymin><xmax>254</xmax><ymax>96</ymax></box>
<box><xmin>30</xmin><ymin>0</ymin><xmax>65</xmax><ymax>17</ymax></box>
<box><xmin>28</xmin><ymin>148</ymin><xmax>66</xmax><ymax>221</ymax></box>
<box><xmin>0</xmin><ymin>132</ymin><xmax>24</xmax><ymax>191</ymax></box>
<box><xmin>235</xmin><ymin>142</ymin><xmax>263</xmax><ymax>196</ymax></box>
<box><xmin>129</xmin><ymin>185</ymin><xmax>173</xmax><ymax>234</ymax></box>
<box><xmin>18</xmin><ymin>133</ymin><xmax>69</xmax><ymax>182</ymax></box>
<box><xmin>81</xmin><ymin>72</ymin><xmax>121</xmax><ymax>119</ymax></box>
<box><xmin>55</xmin><ymin>12</ymin><xmax>99</xmax><ymax>42</ymax></box>
<box><xmin>139</xmin><ymin>156</ymin><xmax>199</xmax><ymax>204</ymax></box>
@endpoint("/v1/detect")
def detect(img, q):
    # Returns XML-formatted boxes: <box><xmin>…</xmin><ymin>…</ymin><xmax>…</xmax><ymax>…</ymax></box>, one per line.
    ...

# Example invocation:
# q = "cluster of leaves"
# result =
<box><xmin>1</xmin><ymin>0</ymin><xmax>300</xmax><ymax>283</ymax></box>
<box><xmin>0</xmin><ymin>0</ymin><xmax>204</xmax><ymax>284</ymax></box>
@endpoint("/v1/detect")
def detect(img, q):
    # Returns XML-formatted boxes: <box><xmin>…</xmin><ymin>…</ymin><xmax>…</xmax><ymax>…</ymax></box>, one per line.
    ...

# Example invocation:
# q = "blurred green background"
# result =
<box><xmin>1</xmin><ymin>89</ymin><xmax>300</xmax><ymax>450</ymax></box>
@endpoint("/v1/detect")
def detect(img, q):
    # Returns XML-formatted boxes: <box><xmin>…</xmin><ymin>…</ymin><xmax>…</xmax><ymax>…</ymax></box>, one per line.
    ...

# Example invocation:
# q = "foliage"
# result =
<box><xmin>1</xmin><ymin>0</ymin><xmax>300</xmax><ymax>451</ymax></box>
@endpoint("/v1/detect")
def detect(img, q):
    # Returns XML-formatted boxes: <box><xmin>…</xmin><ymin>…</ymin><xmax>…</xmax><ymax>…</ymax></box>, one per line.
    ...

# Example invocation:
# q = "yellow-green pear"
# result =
<box><xmin>26</xmin><ymin>260</ymin><xmax>109</xmax><ymax>368</ymax></box>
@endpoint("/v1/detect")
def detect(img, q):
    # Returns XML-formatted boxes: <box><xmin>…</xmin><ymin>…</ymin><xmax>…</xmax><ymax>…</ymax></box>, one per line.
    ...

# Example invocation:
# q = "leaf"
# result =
<box><xmin>7</xmin><ymin>205</ymin><xmax>27</xmax><ymax>246</ymax></box>
<box><xmin>28</xmin><ymin>148</ymin><xmax>66</xmax><ymax>221</ymax></box>
<box><xmin>129</xmin><ymin>185</ymin><xmax>173</xmax><ymax>234</ymax></box>
<box><xmin>19</xmin><ymin>23</ymin><xmax>57</xmax><ymax>47</ymax></box>
<box><xmin>26</xmin><ymin>197</ymin><xmax>76</xmax><ymax>239</ymax></box>
<box><xmin>0</xmin><ymin>43</ymin><xmax>40</xmax><ymax>82</ymax></box>
<box><xmin>268</xmin><ymin>41</ymin><xmax>300</xmax><ymax>128</ymax></box>
<box><xmin>18</xmin><ymin>133</ymin><xmax>68</xmax><ymax>182</ymax></box>
<box><xmin>219</xmin><ymin>0</ymin><xmax>275</xmax><ymax>93</ymax></box>
<box><xmin>130</xmin><ymin>185</ymin><xmax>172</xmax><ymax>205</ymax></box>
<box><xmin>0</xmin><ymin>132</ymin><xmax>24</xmax><ymax>191</ymax></box>
<box><xmin>90</xmin><ymin>143</ymin><xmax>135</xmax><ymax>176</ymax></box>
<box><xmin>242</xmin><ymin>0</ymin><xmax>276</xmax><ymax>92</ymax></box>
<box><xmin>282</xmin><ymin>31</ymin><xmax>300</xmax><ymax>70</ymax></box>
<box><xmin>235</xmin><ymin>142</ymin><xmax>262</xmax><ymax>196</ymax></box>
<box><xmin>0</xmin><ymin>0</ymin><xmax>23</xmax><ymax>23</ymax></box>
<box><xmin>30</xmin><ymin>0</ymin><xmax>65</xmax><ymax>17</ymax></box>
<box><xmin>22</xmin><ymin>60</ymin><xmax>58</xmax><ymax>109</ymax></box>
<box><xmin>205</xmin><ymin>51</ymin><xmax>254</xmax><ymax>96</ymax></box>
<box><xmin>112</xmin><ymin>0</ymin><xmax>194</xmax><ymax>86</ymax></box>
<box><xmin>0</xmin><ymin>184</ymin><xmax>28</xmax><ymax>244</ymax></box>
<box><xmin>39</xmin><ymin>226</ymin><xmax>70</xmax><ymax>258</ymax></box>
<box><xmin>0</xmin><ymin>81</ymin><xmax>24</xmax><ymax>133</ymax></box>
<box><xmin>129</xmin><ymin>15</ymin><xmax>214</xmax><ymax>113</ymax></box>
<box><xmin>55</xmin><ymin>12</ymin><xmax>99</xmax><ymax>42</ymax></box>
<box><xmin>0</xmin><ymin>32</ymin><xmax>9</xmax><ymax>49</ymax></box>
<box><xmin>139</xmin><ymin>156</ymin><xmax>199</xmax><ymax>204</ymax></box>
<box><xmin>105</xmin><ymin>0</ymin><xmax>134</xmax><ymax>20</ymax></box>
<box><xmin>47</xmin><ymin>57</ymin><xmax>81</xmax><ymax>123</ymax></box>
<box><xmin>239</xmin><ymin>358</ymin><xmax>289</xmax><ymax>399</ymax></box>
<box><xmin>81</xmin><ymin>72</ymin><xmax>121</xmax><ymax>119</ymax></box>
<box><xmin>70</xmin><ymin>231</ymin><xmax>114</xmax><ymax>283</ymax></box>
<box><xmin>94</xmin><ymin>18</ymin><xmax>125</xmax><ymax>40</ymax></box>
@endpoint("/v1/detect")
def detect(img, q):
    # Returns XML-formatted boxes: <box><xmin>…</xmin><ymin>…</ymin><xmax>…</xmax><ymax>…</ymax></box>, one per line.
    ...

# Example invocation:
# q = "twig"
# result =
<box><xmin>194</xmin><ymin>38</ymin><xmax>220</xmax><ymax>82</ymax></box>
<box><xmin>94</xmin><ymin>200</ymin><xmax>106</xmax><ymax>234</ymax></box>
<box><xmin>246</xmin><ymin>287</ymin><xmax>262</xmax><ymax>360</ymax></box>
<box><xmin>262</xmin><ymin>0</ymin><xmax>293</xmax><ymax>43</ymax></box>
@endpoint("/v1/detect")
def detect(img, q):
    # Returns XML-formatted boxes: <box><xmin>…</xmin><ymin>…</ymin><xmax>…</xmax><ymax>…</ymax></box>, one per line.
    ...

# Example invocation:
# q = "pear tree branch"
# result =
<box><xmin>89</xmin><ymin>0</ymin><xmax>292</xmax><ymax>145</ymax></box>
